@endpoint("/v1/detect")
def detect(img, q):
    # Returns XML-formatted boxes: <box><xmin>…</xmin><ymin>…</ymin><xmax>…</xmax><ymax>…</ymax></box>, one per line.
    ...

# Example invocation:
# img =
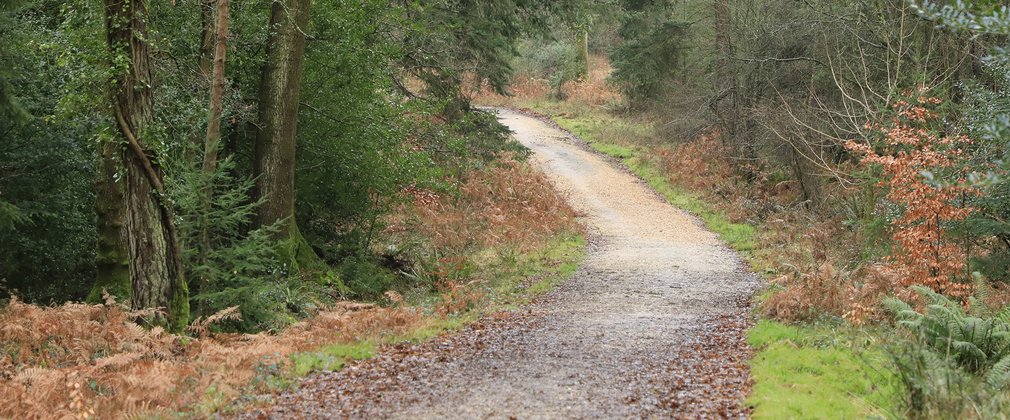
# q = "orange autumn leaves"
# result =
<box><xmin>846</xmin><ymin>93</ymin><xmax>978</xmax><ymax>300</ymax></box>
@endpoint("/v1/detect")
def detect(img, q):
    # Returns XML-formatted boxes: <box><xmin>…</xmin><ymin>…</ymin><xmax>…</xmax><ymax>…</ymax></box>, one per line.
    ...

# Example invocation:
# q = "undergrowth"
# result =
<box><xmin>0</xmin><ymin>296</ymin><xmax>422</xmax><ymax>418</ymax></box>
<box><xmin>883</xmin><ymin>285</ymin><xmax>1010</xmax><ymax>417</ymax></box>
<box><xmin>0</xmin><ymin>154</ymin><xmax>586</xmax><ymax>418</ymax></box>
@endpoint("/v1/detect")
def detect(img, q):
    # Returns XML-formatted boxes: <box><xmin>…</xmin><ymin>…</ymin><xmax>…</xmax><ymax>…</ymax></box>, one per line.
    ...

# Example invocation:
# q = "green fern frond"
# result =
<box><xmin>995</xmin><ymin>306</ymin><xmax>1010</xmax><ymax>326</ymax></box>
<box><xmin>884</xmin><ymin>297</ymin><xmax>915</xmax><ymax>315</ymax></box>
<box><xmin>986</xmin><ymin>354</ymin><xmax>1010</xmax><ymax>388</ymax></box>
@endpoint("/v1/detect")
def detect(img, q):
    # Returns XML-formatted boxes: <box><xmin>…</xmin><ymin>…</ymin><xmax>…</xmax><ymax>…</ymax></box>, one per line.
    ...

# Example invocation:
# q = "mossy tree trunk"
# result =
<box><xmin>253</xmin><ymin>0</ymin><xmax>325</xmax><ymax>273</ymax></box>
<box><xmin>96</xmin><ymin>0</ymin><xmax>189</xmax><ymax>330</ymax></box>
<box><xmin>92</xmin><ymin>140</ymin><xmax>130</xmax><ymax>303</ymax></box>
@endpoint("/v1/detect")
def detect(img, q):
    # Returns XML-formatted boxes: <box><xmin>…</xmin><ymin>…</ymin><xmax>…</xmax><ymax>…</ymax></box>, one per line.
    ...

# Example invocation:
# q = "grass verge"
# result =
<box><xmin>747</xmin><ymin>320</ymin><xmax>900</xmax><ymax>419</ymax></box>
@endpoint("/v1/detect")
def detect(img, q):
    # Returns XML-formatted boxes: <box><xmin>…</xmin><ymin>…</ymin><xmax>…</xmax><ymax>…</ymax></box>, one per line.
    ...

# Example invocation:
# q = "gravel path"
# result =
<box><xmin>248</xmin><ymin>109</ymin><xmax>760</xmax><ymax>419</ymax></box>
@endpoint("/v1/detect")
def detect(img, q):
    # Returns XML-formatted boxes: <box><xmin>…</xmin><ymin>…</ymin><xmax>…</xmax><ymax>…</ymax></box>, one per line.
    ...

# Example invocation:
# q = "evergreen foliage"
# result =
<box><xmin>0</xmin><ymin>0</ymin><xmax>575</xmax><ymax>328</ymax></box>
<box><xmin>606</xmin><ymin>0</ymin><xmax>691</xmax><ymax>105</ymax></box>
<box><xmin>0</xmin><ymin>0</ymin><xmax>99</xmax><ymax>302</ymax></box>
<box><xmin>0</xmin><ymin>0</ymin><xmax>31</xmax><ymax>123</ymax></box>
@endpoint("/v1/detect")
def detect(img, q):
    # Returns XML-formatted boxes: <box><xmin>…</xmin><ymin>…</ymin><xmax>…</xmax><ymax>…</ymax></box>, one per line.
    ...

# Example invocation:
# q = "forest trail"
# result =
<box><xmin>253</xmin><ymin>109</ymin><xmax>759</xmax><ymax>418</ymax></box>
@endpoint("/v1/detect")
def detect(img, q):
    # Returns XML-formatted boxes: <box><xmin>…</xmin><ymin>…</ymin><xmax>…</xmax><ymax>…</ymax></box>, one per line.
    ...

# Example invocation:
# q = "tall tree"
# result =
<box><xmin>198</xmin><ymin>0</ymin><xmax>229</xmax><ymax>279</ymax></box>
<box><xmin>202</xmin><ymin>0</ymin><xmax>229</xmax><ymax>178</ymax></box>
<box><xmin>97</xmin><ymin>0</ymin><xmax>188</xmax><ymax>330</ymax></box>
<box><xmin>712</xmin><ymin>0</ymin><xmax>737</xmax><ymax>141</ymax></box>
<box><xmin>198</xmin><ymin>0</ymin><xmax>215</xmax><ymax>77</ymax></box>
<box><xmin>395</xmin><ymin>0</ymin><xmax>586</xmax><ymax>116</ymax></box>
<box><xmin>253</xmin><ymin>0</ymin><xmax>320</xmax><ymax>270</ymax></box>
<box><xmin>0</xmin><ymin>0</ymin><xmax>31</xmax><ymax>233</ymax></box>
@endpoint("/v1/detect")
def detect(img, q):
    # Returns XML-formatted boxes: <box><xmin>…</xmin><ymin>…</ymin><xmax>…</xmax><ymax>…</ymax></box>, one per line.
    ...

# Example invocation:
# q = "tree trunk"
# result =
<box><xmin>713</xmin><ymin>0</ymin><xmax>754</xmax><ymax>173</ymax></box>
<box><xmin>203</xmin><ymin>0</ymin><xmax>228</xmax><ymax>178</ymax></box>
<box><xmin>101</xmin><ymin>0</ymin><xmax>189</xmax><ymax>330</ymax></box>
<box><xmin>91</xmin><ymin>141</ymin><xmax>130</xmax><ymax>303</ymax></box>
<box><xmin>579</xmin><ymin>30</ymin><xmax>590</xmax><ymax>80</ymax></box>
<box><xmin>713</xmin><ymin>0</ymin><xmax>736</xmax><ymax>139</ymax></box>
<box><xmin>199</xmin><ymin>0</ymin><xmax>214</xmax><ymax>78</ymax></box>
<box><xmin>253</xmin><ymin>0</ymin><xmax>323</xmax><ymax>271</ymax></box>
<box><xmin>197</xmin><ymin>0</ymin><xmax>229</xmax><ymax>294</ymax></box>
<box><xmin>188</xmin><ymin>0</ymin><xmax>215</xmax><ymax>158</ymax></box>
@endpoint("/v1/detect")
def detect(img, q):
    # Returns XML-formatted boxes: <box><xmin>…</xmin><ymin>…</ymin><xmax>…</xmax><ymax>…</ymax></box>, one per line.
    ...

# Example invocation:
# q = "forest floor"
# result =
<box><xmin>247</xmin><ymin>109</ymin><xmax>759</xmax><ymax>418</ymax></box>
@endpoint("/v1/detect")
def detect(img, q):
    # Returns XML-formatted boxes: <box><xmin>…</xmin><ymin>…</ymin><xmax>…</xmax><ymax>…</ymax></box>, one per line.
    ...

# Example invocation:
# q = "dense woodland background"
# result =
<box><xmin>3</xmin><ymin>0</ymin><xmax>1010</xmax><ymax>417</ymax></box>
<box><xmin>0</xmin><ymin>0</ymin><xmax>585</xmax><ymax>327</ymax></box>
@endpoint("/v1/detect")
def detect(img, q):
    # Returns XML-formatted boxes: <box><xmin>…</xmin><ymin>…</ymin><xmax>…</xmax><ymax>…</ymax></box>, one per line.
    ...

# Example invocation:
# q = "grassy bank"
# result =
<box><xmin>748</xmin><ymin>320</ymin><xmax>899</xmax><ymax>418</ymax></box>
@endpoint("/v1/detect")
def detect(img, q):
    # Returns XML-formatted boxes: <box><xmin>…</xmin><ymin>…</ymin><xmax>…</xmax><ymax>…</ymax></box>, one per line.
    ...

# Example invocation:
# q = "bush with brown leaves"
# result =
<box><xmin>384</xmin><ymin>157</ymin><xmax>580</xmax><ymax>312</ymax></box>
<box><xmin>387</xmin><ymin>158</ymin><xmax>578</xmax><ymax>258</ymax></box>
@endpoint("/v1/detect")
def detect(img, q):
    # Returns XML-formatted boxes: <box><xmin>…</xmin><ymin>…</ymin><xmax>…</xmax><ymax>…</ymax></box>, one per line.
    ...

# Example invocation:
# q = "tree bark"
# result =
<box><xmin>203</xmin><ymin>0</ymin><xmax>228</xmax><ymax>178</ymax></box>
<box><xmin>713</xmin><ymin>0</ymin><xmax>734</xmax><ymax>138</ymax></box>
<box><xmin>91</xmin><ymin>140</ymin><xmax>130</xmax><ymax>303</ymax></box>
<box><xmin>100</xmin><ymin>0</ymin><xmax>189</xmax><ymax>330</ymax></box>
<box><xmin>199</xmin><ymin>0</ymin><xmax>215</xmax><ymax>78</ymax></box>
<box><xmin>253</xmin><ymin>0</ymin><xmax>323</xmax><ymax>271</ymax></box>
<box><xmin>197</xmin><ymin>0</ymin><xmax>229</xmax><ymax>290</ymax></box>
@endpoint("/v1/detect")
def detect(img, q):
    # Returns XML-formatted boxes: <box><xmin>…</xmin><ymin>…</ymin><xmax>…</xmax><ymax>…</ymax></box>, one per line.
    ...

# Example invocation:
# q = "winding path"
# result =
<box><xmin>254</xmin><ymin>109</ymin><xmax>759</xmax><ymax>418</ymax></box>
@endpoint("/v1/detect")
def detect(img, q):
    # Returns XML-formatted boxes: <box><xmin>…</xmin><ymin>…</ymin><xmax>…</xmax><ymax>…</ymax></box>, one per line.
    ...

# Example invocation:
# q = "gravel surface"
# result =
<box><xmin>245</xmin><ymin>109</ymin><xmax>760</xmax><ymax>419</ymax></box>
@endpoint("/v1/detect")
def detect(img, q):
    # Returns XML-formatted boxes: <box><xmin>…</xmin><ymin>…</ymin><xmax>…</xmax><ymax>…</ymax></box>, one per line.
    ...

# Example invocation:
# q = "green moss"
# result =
<box><xmin>593</xmin><ymin>143</ymin><xmax>636</xmax><ymax>160</ymax></box>
<box><xmin>747</xmin><ymin>320</ymin><xmax>901</xmax><ymax>419</ymax></box>
<box><xmin>88</xmin><ymin>249</ymin><xmax>131</xmax><ymax>304</ymax></box>
<box><xmin>86</xmin><ymin>273</ymin><xmax>130</xmax><ymax>305</ymax></box>
<box><xmin>487</xmin><ymin>233</ymin><xmax>586</xmax><ymax>307</ymax></box>
<box><xmin>387</xmin><ymin>315</ymin><xmax>474</xmax><ymax>344</ymax></box>
<box><xmin>169</xmin><ymin>278</ymin><xmax>190</xmax><ymax>334</ymax></box>
<box><xmin>290</xmin><ymin>341</ymin><xmax>376</xmax><ymax>376</ymax></box>
<box><xmin>273</xmin><ymin>223</ymin><xmax>332</xmax><ymax>277</ymax></box>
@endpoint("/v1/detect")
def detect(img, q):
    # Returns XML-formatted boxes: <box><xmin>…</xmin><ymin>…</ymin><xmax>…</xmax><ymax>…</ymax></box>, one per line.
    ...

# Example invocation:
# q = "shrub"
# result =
<box><xmin>514</xmin><ymin>39</ymin><xmax>584</xmax><ymax>99</ymax></box>
<box><xmin>609</xmin><ymin>19</ymin><xmax>689</xmax><ymax>106</ymax></box>
<box><xmin>845</xmin><ymin>94</ymin><xmax>979</xmax><ymax>299</ymax></box>
<box><xmin>171</xmin><ymin>158</ymin><xmax>294</xmax><ymax>332</ymax></box>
